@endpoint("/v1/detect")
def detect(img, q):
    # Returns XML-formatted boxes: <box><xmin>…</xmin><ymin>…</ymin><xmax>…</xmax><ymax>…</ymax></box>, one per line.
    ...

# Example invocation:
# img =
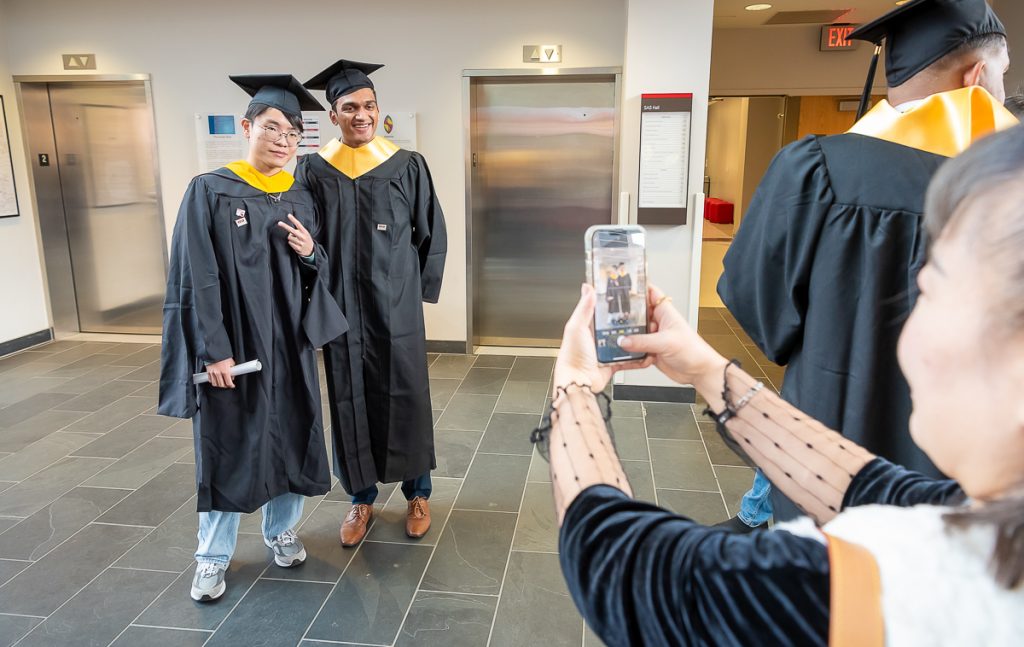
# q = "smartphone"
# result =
<box><xmin>585</xmin><ymin>225</ymin><xmax>648</xmax><ymax>364</ymax></box>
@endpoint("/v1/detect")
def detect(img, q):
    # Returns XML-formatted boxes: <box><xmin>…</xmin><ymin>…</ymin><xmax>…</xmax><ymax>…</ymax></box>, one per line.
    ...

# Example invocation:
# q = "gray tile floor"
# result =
<box><xmin>0</xmin><ymin>314</ymin><xmax>773</xmax><ymax>646</ymax></box>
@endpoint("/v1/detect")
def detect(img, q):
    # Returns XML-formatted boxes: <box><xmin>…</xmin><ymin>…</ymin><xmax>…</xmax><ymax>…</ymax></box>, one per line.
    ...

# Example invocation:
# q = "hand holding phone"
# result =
<box><xmin>585</xmin><ymin>225</ymin><xmax>649</xmax><ymax>364</ymax></box>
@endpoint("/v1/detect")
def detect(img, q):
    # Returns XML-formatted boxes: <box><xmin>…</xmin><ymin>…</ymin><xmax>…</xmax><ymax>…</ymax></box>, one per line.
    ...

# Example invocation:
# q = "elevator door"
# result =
<box><xmin>471</xmin><ymin>75</ymin><xmax>617</xmax><ymax>347</ymax></box>
<box><xmin>33</xmin><ymin>81</ymin><xmax>166</xmax><ymax>334</ymax></box>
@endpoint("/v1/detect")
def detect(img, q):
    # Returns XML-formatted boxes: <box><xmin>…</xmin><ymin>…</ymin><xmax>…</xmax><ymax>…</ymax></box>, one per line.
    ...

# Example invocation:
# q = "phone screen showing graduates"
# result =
<box><xmin>586</xmin><ymin>225</ymin><xmax>648</xmax><ymax>364</ymax></box>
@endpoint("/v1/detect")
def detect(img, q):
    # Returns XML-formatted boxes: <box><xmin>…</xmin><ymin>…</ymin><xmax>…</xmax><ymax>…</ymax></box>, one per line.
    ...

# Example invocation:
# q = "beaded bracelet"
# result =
<box><xmin>530</xmin><ymin>383</ymin><xmax>614</xmax><ymax>462</ymax></box>
<box><xmin>702</xmin><ymin>359</ymin><xmax>763</xmax><ymax>469</ymax></box>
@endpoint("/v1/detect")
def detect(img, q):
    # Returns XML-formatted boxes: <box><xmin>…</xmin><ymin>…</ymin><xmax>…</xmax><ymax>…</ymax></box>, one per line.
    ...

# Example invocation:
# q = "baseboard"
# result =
<box><xmin>0</xmin><ymin>328</ymin><xmax>54</xmax><ymax>358</ymax></box>
<box><xmin>426</xmin><ymin>340</ymin><xmax>467</xmax><ymax>354</ymax></box>
<box><xmin>613</xmin><ymin>383</ymin><xmax>696</xmax><ymax>404</ymax></box>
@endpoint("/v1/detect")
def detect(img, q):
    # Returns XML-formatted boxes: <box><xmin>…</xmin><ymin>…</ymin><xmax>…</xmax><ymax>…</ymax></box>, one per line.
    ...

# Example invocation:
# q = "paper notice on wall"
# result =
<box><xmin>296</xmin><ymin>114</ymin><xmax>324</xmax><ymax>157</ymax></box>
<box><xmin>379</xmin><ymin>112</ymin><xmax>417</xmax><ymax>151</ymax></box>
<box><xmin>195</xmin><ymin>114</ymin><xmax>246</xmax><ymax>173</ymax></box>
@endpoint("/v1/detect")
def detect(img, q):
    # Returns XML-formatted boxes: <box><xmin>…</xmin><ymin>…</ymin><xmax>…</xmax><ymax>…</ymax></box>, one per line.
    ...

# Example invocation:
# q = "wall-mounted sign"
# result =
<box><xmin>296</xmin><ymin>115</ymin><xmax>323</xmax><ymax>158</ymax></box>
<box><xmin>523</xmin><ymin>45</ymin><xmax>562</xmax><ymax>63</ymax></box>
<box><xmin>195</xmin><ymin>114</ymin><xmax>246</xmax><ymax>173</ymax></box>
<box><xmin>820</xmin><ymin>24</ymin><xmax>859</xmax><ymax>51</ymax></box>
<box><xmin>62</xmin><ymin>54</ymin><xmax>97</xmax><ymax>70</ymax></box>
<box><xmin>0</xmin><ymin>96</ymin><xmax>19</xmax><ymax>218</ymax></box>
<box><xmin>637</xmin><ymin>93</ymin><xmax>692</xmax><ymax>226</ymax></box>
<box><xmin>379</xmin><ymin>111</ymin><xmax>418</xmax><ymax>151</ymax></box>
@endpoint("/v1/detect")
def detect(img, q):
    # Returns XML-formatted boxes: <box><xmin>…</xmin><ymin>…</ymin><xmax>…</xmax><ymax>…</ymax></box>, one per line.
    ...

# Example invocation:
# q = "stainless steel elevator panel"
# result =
<box><xmin>20</xmin><ymin>83</ymin><xmax>78</xmax><ymax>336</ymax></box>
<box><xmin>469</xmin><ymin>75</ymin><xmax>617</xmax><ymax>347</ymax></box>
<box><xmin>39</xmin><ymin>81</ymin><xmax>166</xmax><ymax>334</ymax></box>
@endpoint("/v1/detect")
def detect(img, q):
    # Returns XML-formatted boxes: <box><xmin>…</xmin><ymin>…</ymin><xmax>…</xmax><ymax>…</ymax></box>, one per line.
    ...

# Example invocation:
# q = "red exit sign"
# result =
<box><xmin>820</xmin><ymin>24</ymin><xmax>858</xmax><ymax>51</ymax></box>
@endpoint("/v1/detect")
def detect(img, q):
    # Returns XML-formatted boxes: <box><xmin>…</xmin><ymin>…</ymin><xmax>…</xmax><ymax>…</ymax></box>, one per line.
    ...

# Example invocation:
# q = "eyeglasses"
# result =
<box><xmin>254</xmin><ymin>123</ymin><xmax>302</xmax><ymax>146</ymax></box>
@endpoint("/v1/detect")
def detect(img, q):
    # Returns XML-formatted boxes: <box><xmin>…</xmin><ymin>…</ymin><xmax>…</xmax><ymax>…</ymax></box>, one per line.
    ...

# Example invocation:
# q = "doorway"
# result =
<box><xmin>465</xmin><ymin>69</ymin><xmax>620</xmax><ymax>349</ymax></box>
<box><xmin>18</xmin><ymin>76</ymin><xmax>166</xmax><ymax>335</ymax></box>
<box><xmin>700</xmin><ymin>95</ymin><xmax>789</xmax><ymax>308</ymax></box>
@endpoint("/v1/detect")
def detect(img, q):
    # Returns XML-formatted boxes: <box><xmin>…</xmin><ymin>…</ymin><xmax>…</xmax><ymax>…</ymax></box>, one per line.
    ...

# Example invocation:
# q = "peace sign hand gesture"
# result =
<box><xmin>277</xmin><ymin>214</ymin><xmax>314</xmax><ymax>257</ymax></box>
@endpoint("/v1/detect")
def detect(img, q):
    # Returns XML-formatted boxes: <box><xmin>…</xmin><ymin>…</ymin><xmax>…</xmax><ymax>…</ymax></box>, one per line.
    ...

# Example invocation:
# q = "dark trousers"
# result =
<box><xmin>351</xmin><ymin>472</ymin><xmax>432</xmax><ymax>505</ymax></box>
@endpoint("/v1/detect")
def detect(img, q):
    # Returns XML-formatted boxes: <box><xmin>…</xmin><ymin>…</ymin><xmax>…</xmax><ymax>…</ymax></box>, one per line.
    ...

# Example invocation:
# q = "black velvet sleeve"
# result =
<box><xmin>843</xmin><ymin>457</ymin><xmax>965</xmax><ymax>510</ymax></box>
<box><xmin>560</xmin><ymin>485</ymin><xmax>830</xmax><ymax>647</ymax></box>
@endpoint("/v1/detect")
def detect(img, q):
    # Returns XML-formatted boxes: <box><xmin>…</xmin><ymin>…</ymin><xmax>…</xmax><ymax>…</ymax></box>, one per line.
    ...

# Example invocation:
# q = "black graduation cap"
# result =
<box><xmin>229</xmin><ymin>74</ymin><xmax>324</xmax><ymax>116</ymax></box>
<box><xmin>304</xmin><ymin>60</ymin><xmax>384</xmax><ymax>106</ymax></box>
<box><xmin>850</xmin><ymin>0</ymin><xmax>1005</xmax><ymax>118</ymax></box>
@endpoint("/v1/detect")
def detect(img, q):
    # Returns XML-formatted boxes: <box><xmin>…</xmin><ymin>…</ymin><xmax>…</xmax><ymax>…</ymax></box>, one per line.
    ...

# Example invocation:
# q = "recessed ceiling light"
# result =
<box><xmin>745</xmin><ymin>3</ymin><xmax>773</xmax><ymax>10</ymax></box>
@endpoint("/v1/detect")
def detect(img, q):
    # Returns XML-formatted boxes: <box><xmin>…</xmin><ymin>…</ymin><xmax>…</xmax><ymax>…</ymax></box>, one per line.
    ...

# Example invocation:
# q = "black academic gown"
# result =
<box><xmin>296</xmin><ymin>149</ymin><xmax>447</xmax><ymax>495</ymax></box>
<box><xmin>606</xmin><ymin>277</ymin><xmax>623</xmax><ymax>314</ymax></box>
<box><xmin>158</xmin><ymin>168</ymin><xmax>348</xmax><ymax>513</ymax></box>
<box><xmin>718</xmin><ymin>134</ymin><xmax>945</xmax><ymax>521</ymax></box>
<box><xmin>560</xmin><ymin>459</ymin><xmax>964</xmax><ymax>646</ymax></box>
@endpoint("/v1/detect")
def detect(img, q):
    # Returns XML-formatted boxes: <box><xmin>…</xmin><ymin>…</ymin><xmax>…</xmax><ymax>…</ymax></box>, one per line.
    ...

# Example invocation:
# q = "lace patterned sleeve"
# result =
<box><xmin>706</xmin><ymin>362</ymin><xmax>875</xmax><ymax>525</ymax></box>
<box><xmin>534</xmin><ymin>384</ymin><xmax>633</xmax><ymax>525</ymax></box>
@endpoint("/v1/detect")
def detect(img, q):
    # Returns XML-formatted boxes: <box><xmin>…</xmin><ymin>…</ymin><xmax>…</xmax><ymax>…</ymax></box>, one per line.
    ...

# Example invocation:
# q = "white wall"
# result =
<box><xmin>0</xmin><ymin>2</ymin><xmax>50</xmax><ymax>345</ymax></box>
<box><xmin>0</xmin><ymin>0</ymin><xmax>626</xmax><ymax>342</ymax></box>
<box><xmin>617</xmin><ymin>0</ymin><xmax>714</xmax><ymax>390</ymax></box>
<box><xmin>711</xmin><ymin>25</ymin><xmax>887</xmax><ymax>96</ymax></box>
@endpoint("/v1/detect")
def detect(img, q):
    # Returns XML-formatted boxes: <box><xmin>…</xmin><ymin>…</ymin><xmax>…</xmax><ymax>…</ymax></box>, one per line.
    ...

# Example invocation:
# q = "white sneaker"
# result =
<box><xmin>264</xmin><ymin>529</ymin><xmax>307</xmax><ymax>567</ymax></box>
<box><xmin>190</xmin><ymin>562</ymin><xmax>226</xmax><ymax>602</ymax></box>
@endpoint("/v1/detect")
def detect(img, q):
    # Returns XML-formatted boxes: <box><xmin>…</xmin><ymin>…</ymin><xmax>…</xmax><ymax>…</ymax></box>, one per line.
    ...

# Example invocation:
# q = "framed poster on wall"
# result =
<box><xmin>0</xmin><ymin>96</ymin><xmax>19</xmax><ymax>218</ymax></box>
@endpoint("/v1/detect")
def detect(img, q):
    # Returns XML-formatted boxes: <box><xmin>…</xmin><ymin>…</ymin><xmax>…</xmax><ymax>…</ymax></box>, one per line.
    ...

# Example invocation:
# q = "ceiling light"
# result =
<box><xmin>745</xmin><ymin>3</ymin><xmax>773</xmax><ymax>10</ymax></box>
<box><xmin>895</xmin><ymin>0</ymin><xmax>911</xmax><ymax>4</ymax></box>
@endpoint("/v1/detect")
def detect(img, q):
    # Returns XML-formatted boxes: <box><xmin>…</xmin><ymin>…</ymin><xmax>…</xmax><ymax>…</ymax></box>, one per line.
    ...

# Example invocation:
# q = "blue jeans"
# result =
<box><xmin>195</xmin><ymin>492</ymin><xmax>305</xmax><ymax>566</ymax></box>
<box><xmin>352</xmin><ymin>473</ymin><xmax>432</xmax><ymax>505</ymax></box>
<box><xmin>738</xmin><ymin>469</ymin><xmax>773</xmax><ymax>526</ymax></box>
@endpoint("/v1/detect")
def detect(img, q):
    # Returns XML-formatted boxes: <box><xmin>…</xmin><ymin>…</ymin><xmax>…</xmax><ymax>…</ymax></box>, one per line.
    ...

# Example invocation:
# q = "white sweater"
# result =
<box><xmin>780</xmin><ymin>505</ymin><xmax>1024</xmax><ymax>646</ymax></box>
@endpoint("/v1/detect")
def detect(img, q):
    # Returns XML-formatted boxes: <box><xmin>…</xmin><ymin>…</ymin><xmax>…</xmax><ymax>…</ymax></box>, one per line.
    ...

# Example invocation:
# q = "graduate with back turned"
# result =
<box><xmin>158</xmin><ymin>75</ymin><xmax>347</xmax><ymax>601</ymax></box>
<box><xmin>718</xmin><ymin>0</ymin><xmax>1018</xmax><ymax>530</ymax></box>
<box><xmin>297</xmin><ymin>60</ymin><xmax>447</xmax><ymax>547</ymax></box>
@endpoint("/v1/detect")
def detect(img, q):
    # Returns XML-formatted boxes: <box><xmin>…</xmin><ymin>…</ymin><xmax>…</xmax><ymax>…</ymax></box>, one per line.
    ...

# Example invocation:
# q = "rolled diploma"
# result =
<box><xmin>193</xmin><ymin>359</ymin><xmax>263</xmax><ymax>385</ymax></box>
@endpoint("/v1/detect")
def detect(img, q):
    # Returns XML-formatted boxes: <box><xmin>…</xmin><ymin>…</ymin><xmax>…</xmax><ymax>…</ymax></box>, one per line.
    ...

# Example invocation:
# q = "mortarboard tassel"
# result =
<box><xmin>857</xmin><ymin>45</ymin><xmax>883</xmax><ymax>120</ymax></box>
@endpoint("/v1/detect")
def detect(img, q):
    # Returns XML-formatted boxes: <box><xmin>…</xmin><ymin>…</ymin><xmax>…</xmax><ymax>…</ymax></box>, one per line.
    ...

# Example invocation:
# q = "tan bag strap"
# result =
<box><xmin>825</xmin><ymin>533</ymin><xmax>885</xmax><ymax>647</ymax></box>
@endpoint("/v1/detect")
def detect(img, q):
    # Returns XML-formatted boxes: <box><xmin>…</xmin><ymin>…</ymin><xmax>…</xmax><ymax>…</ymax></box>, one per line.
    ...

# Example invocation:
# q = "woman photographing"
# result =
<box><xmin>543</xmin><ymin>126</ymin><xmax>1024</xmax><ymax>645</ymax></box>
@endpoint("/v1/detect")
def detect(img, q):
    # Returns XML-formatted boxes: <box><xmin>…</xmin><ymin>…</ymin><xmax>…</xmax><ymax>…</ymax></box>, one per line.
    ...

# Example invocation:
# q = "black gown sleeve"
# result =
<box><xmin>409</xmin><ymin>153</ymin><xmax>447</xmax><ymax>303</ymax></box>
<box><xmin>560</xmin><ymin>485</ymin><xmax>830</xmax><ymax>647</ymax></box>
<box><xmin>717</xmin><ymin>136</ymin><xmax>834</xmax><ymax>365</ymax></box>
<box><xmin>843</xmin><ymin>457</ymin><xmax>964</xmax><ymax>509</ymax></box>
<box><xmin>182</xmin><ymin>179</ymin><xmax>234</xmax><ymax>363</ymax></box>
<box><xmin>300</xmin><ymin>235</ymin><xmax>349</xmax><ymax>348</ymax></box>
<box><xmin>157</xmin><ymin>178</ymin><xmax>230</xmax><ymax>418</ymax></box>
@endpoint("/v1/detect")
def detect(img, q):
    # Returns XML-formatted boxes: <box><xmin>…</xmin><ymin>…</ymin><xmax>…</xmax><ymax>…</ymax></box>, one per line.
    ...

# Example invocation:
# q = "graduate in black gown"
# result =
<box><xmin>159</xmin><ymin>75</ymin><xmax>347</xmax><ymax>601</ymax></box>
<box><xmin>296</xmin><ymin>60</ymin><xmax>447</xmax><ymax>546</ymax></box>
<box><xmin>717</xmin><ymin>0</ymin><xmax>1017</xmax><ymax>526</ymax></box>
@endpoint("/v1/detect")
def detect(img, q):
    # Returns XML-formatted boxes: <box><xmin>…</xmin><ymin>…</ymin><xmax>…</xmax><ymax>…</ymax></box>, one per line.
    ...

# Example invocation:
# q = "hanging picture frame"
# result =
<box><xmin>0</xmin><ymin>95</ymin><xmax>19</xmax><ymax>218</ymax></box>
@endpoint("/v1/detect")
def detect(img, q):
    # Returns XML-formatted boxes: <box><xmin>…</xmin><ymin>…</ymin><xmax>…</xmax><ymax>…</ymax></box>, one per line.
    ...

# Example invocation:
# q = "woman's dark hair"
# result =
<box><xmin>925</xmin><ymin>124</ymin><xmax>1024</xmax><ymax>590</ymax></box>
<box><xmin>243</xmin><ymin>102</ymin><xmax>304</xmax><ymax>133</ymax></box>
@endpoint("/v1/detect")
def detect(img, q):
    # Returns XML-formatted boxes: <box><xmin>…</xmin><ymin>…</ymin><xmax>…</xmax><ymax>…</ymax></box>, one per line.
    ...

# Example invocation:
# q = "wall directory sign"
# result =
<box><xmin>637</xmin><ymin>93</ymin><xmax>692</xmax><ymax>225</ymax></box>
<box><xmin>0</xmin><ymin>96</ymin><xmax>19</xmax><ymax>218</ymax></box>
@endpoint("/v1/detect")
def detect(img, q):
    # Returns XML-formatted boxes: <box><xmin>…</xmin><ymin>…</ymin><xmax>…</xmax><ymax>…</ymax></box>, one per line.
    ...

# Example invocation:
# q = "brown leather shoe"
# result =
<box><xmin>340</xmin><ymin>504</ymin><xmax>373</xmax><ymax>547</ymax></box>
<box><xmin>406</xmin><ymin>497</ymin><xmax>431</xmax><ymax>538</ymax></box>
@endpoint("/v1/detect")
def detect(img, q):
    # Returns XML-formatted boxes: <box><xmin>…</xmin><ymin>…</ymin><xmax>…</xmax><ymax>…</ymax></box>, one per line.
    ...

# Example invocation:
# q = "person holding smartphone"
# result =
<box><xmin>158</xmin><ymin>74</ymin><xmax>347</xmax><ymax>602</ymax></box>
<box><xmin>542</xmin><ymin>124</ymin><xmax>1024</xmax><ymax>644</ymax></box>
